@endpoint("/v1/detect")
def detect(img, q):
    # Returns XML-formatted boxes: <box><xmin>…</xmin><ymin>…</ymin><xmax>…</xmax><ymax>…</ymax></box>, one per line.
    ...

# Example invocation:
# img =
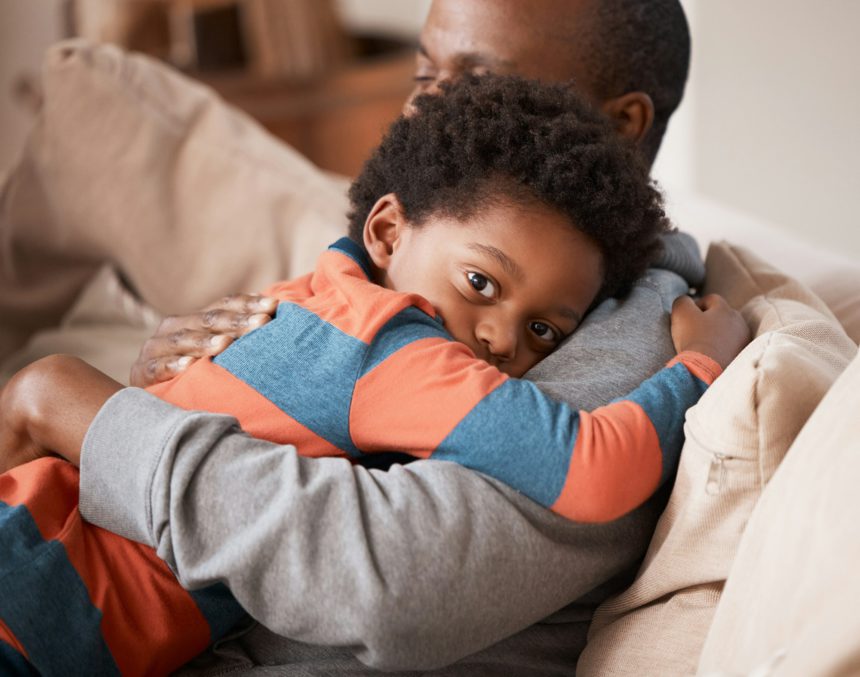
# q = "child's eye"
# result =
<box><xmin>466</xmin><ymin>272</ymin><xmax>496</xmax><ymax>298</ymax></box>
<box><xmin>529</xmin><ymin>321</ymin><xmax>559</xmax><ymax>343</ymax></box>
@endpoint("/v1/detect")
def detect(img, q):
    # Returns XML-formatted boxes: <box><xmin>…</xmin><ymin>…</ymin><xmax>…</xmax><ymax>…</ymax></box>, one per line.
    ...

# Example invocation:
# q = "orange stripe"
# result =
<box><xmin>351</xmin><ymin>337</ymin><xmax>508</xmax><ymax>453</ymax></box>
<box><xmin>278</xmin><ymin>249</ymin><xmax>437</xmax><ymax>344</ymax></box>
<box><xmin>551</xmin><ymin>402</ymin><xmax>662</xmax><ymax>523</ymax></box>
<box><xmin>0</xmin><ymin>617</ymin><xmax>27</xmax><ymax>660</ymax></box>
<box><xmin>265</xmin><ymin>250</ymin><xmax>441</xmax><ymax>358</ymax></box>
<box><xmin>668</xmin><ymin>351</ymin><xmax>722</xmax><ymax>385</ymax></box>
<box><xmin>261</xmin><ymin>271</ymin><xmax>313</xmax><ymax>302</ymax></box>
<box><xmin>149</xmin><ymin>359</ymin><xmax>345</xmax><ymax>458</ymax></box>
<box><xmin>3</xmin><ymin>459</ymin><xmax>212</xmax><ymax>675</ymax></box>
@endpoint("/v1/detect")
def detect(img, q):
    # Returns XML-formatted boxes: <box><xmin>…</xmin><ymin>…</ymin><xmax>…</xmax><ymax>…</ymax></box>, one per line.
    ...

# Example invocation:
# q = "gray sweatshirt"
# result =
<box><xmin>79</xmin><ymin>232</ymin><xmax>703</xmax><ymax>675</ymax></box>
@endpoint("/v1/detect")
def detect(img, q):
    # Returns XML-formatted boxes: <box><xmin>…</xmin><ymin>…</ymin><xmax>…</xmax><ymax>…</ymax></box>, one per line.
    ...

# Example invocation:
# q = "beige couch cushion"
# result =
<box><xmin>697</xmin><ymin>349</ymin><xmax>860</xmax><ymax>676</ymax></box>
<box><xmin>0</xmin><ymin>40</ymin><xmax>350</xmax><ymax>362</ymax></box>
<box><xmin>0</xmin><ymin>265</ymin><xmax>160</xmax><ymax>385</ymax></box>
<box><xmin>577</xmin><ymin>242</ymin><xmax>857</xmax><ymax>677</ymax></box>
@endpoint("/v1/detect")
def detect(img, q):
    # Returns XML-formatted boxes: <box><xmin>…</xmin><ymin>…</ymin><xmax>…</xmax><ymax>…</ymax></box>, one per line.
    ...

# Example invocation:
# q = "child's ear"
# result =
<box><xmin>601</xmin><ymin>91</ymin><xmax>655</xmax><ymax>146</ymax></box>
<box><xmin>363</xmin><ymin>193</ymin><xmax>409</xmax><ymax>270</ymax></box>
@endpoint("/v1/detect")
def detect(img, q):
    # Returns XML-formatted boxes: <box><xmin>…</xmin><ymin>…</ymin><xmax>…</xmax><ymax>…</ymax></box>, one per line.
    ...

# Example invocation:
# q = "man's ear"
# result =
<box><xmin>363</xmin><ymin>193</ymin><xmax>409</xmax><ymax>271</ymax></box>
<box><xmin>601</xmin><ymin>91</ymin><xmax>655</xmax><ymax>146</ymax></box>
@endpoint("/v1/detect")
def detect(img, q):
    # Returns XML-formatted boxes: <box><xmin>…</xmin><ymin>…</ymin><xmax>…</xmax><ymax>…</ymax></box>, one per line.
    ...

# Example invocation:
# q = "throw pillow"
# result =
<box><xmin>697</xmin><ymin>349</ymin><xmax>860</xmax><ymax>675</ymax></box>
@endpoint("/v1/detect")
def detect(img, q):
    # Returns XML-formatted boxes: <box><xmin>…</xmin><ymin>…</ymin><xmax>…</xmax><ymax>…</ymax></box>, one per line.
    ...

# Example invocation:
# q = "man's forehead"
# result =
<box><xmin>422</xmin><ymin>0</ymin><xmax>594</xmax><ymax>84</ymax></box>
<box><xmin>423</xmin><ymin>0</ymin><xmax>592</xmax><ymax>43</ymax></box>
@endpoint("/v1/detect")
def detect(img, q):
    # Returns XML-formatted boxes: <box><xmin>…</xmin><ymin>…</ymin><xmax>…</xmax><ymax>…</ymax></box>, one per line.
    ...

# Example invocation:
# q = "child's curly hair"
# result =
<box><xmin>347</xmin><ymin>73</ymin><xmax>671</xmax><ymax>299</ymax></box>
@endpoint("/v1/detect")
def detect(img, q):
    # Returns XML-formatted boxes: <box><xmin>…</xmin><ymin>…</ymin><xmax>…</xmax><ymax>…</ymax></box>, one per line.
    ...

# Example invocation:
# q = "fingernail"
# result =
<box><xmin>248</xmin><ymin>313</ymin><xmax>269</xmax><ymax>328</ymax></box>
<box><xmin>177</xmin><ymin>356</ymin><xmax>194</xmax><ymax>369</ymax></box>
<box><xmin>256</xmin><ymin>297</ymin><xmax>277</xmax><ymax>310</ymax></box>
<box><xmin>210</xmin><ymin>335</ymin><xmax>227</xmax><ymax>347</ymax></box>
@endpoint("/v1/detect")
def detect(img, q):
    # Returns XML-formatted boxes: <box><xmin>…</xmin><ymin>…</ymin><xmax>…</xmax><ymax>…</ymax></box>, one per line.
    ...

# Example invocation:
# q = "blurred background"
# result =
<box><xmin>1</xmin><ymin>0</ymin><xmax>858</xmax><ymax>259</ymax></box>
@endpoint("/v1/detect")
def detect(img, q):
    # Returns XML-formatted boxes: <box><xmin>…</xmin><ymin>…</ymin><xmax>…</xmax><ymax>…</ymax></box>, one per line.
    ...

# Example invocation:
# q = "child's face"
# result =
<box><xmin>377</xmin><ymin>199</ymin><xmax>604</xmax><ymax>377</ymax></box>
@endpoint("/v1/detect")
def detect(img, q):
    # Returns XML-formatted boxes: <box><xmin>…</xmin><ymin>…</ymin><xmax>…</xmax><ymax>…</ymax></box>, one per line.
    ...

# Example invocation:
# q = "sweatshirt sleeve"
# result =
<box><xmin>351</xmin><ymin>337</ymin><xmax>721</xmax><ymax>523</ymax></box>
<box><xmin>79</xmin><ymin>387</ymin><xmax>659</xmax><ymax>671</ymax></box>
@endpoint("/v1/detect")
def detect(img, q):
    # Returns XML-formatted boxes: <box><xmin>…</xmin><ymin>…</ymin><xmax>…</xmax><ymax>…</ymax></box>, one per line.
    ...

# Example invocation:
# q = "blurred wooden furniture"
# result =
<box><xmin>204</xmin><ymin>49</ymin><xmax>415</xmax><ymax>177</ymax></box>
<box><xmin>69</xmin><ymin>0</ymin><xmax>415</xmax><ymax>176</ymax></box>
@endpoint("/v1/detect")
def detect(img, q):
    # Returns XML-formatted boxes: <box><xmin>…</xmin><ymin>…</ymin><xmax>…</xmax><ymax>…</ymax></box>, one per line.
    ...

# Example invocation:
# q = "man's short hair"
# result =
<box><xmin>348</xmin><ymin>74</ymin><xmax>670</xmax><ymax>300</ymax></box>
<box><xmin>580</xmin><ymin>0</ymin><xmax>691</xmax><ymax>164</ymax></box>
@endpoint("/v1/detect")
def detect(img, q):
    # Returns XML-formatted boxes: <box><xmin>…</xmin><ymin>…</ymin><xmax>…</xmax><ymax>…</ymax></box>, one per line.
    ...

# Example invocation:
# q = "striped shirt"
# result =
<box><xmin>151</xmin><ymin>237</ymin><xmax>720</xmax><ymax>522</ymax></box>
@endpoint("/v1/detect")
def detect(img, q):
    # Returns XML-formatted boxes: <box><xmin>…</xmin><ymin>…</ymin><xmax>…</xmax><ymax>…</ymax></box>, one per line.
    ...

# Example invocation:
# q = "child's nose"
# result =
<box><xmin>475</xmin><ymin>319</ymin><xmax>517</xmax><ymax>363</ymax></box>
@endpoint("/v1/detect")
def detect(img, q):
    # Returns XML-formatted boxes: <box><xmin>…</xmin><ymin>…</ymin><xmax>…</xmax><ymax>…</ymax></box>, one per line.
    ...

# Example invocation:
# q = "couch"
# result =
<box><xmin>2</xmin><ymin>41</ymin><xmax>859</xmax><ymax>676</ymax></box>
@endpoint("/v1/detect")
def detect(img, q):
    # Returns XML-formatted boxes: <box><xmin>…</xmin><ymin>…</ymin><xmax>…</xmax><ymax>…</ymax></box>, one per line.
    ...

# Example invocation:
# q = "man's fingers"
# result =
<box><xmin>157</xmin><ymin>310</ymin><xmax>271</xmax><ymax>339</ymax></box>
<box><xmin>199</xmin><ymin>309</ymin><xmax>272</xmax><ymax>335</ymax></box>
<box><xmin>130</xmin><ymin>355</ymin><xmax>197</xmax><ymax>388</ymax></box>
<box><xmin>153</xmin><ymin>330</ymin><xmax>236</xmax><ymax>359</ymax></box>
<box><xmin>130</xmin><ymin>332</ymin><xmax>237</xmax><ymax>387</ymax></box>
<box><xmin>203</xmin><ymin>293</ymin><xmax>278</xmax><ymax>315</ymax></box>
<box><xmin>156</xmin><ymin>294</ymin><xmax>276</xmax><ymax>338</ymax></box>
<box><xmin>130</xmin><ymin>294</ymin><xmax>276</xmax><ymax>387</ymax></box>
<box><xmin>148</xmin><ymin>356</ymin><xmax>196</xmax><ymax>382</ymax></box>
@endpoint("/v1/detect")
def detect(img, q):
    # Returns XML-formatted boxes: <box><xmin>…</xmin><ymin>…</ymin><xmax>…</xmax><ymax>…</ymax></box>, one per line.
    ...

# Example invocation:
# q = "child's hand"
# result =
<box><xmin>671</xmin><ymin>294</ymin><xmax>751</xmax><ymax>369</ymax></box>
<box><xmin>0</xmin><ymin>355</ymin><xmax>123</xmax><ymax>473</ymax></box>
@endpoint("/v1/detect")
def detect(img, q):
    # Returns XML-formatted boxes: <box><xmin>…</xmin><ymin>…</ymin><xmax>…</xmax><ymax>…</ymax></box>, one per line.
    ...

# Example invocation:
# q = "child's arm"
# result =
<box><xmin>350</xmin><ymin>293</ymin><xmax>749</xmax><ymax>523</ymax></box>
<box><xmin>0</xmin><ymin>355</ymin><xmax>122</xmax><ymax>473</ymax></box>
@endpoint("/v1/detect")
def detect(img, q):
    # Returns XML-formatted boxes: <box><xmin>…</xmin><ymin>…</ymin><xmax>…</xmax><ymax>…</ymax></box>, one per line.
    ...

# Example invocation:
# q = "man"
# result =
<box><xmin>1</xmin><ymin>1</ymin><xmax>694</xmax><ymax>673</ymax></box>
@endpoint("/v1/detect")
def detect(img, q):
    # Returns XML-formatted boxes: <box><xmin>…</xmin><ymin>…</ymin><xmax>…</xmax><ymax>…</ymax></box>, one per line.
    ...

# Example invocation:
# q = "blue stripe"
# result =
<box><xmin>0</xmin><ymin>501</ymin><xmax>119</xmax><ymax>676</ymax></box>
<box><xmin>433</xmin><ymin>379</ymin><xmax>579</xmax><ymax>507</ymax></box>
<box><xmin>328</xmin><ymin>237</ymin><xmax>374</xmax><ymax>279</ymax></box>
<box><xmin>215</xmin><ymin>302</ymin><xmax>365</xmax><ymax>457</ymax></box>
<box><xmin>360</xmin><ymin>306</ymin><xmax>450</xmax><ymax>378</ymax></box>
<box><xmin>189</xmin><ymin>584</ymin><xmax>247</xmax><ymax>643</ymax></box>
<box><xmin>618</xmin><ymin>362</ymin><xmax>709</xmax><ymax>484</ymax></box>
<box><xmin>0</xmin><ymin>639</ymin><xmax>36</xmax><ymax>676</ymax></box>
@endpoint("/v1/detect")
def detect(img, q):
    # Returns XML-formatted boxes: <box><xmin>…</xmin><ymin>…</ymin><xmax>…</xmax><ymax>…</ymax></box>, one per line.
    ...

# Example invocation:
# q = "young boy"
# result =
<box><xmin>0</xmin><ymin>74</ymin><xmax>748</xmax><ymax>675</ymax></box>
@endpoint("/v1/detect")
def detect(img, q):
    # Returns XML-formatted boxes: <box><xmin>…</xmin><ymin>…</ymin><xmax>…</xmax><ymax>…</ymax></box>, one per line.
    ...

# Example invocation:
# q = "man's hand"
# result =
<box><xmin>0</xmin><ymin>355</ymin><xmax>123</xmax><ymax>472</ymax></box>
<box><xmin>130</xmin><ymin>294</ymin><xmax>277</xmax><ymax>387</ymax></box>
<box><xmin>671</xmin><ymin>294</ymin><xmax>751</xmax><ymax>370</ymax></box>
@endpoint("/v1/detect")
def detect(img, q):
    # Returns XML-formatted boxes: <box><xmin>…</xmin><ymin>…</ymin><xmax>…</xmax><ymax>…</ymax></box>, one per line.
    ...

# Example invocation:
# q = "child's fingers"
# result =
<box><xmin>672</xmin><ymin>294</ymin><xmax>701</xmax><ymax>318</ymax></box>
<box><xmin>694</xmin><ymin>293</ymin><xmax>727</xmax><ymax>311</ymax></box>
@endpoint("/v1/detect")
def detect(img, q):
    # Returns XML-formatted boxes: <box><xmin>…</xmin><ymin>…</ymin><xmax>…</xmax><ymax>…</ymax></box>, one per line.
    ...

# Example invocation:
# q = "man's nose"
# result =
<box><xmin>475</xmin><ymin>319</ymin><xmax>517</xmax><ymax>363</ymax></box>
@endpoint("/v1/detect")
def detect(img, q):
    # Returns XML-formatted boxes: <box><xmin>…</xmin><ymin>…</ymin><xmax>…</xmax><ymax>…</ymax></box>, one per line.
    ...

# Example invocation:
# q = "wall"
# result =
<box><xmin>654</xmin><ymin>0</ymin><xmax>860</xmax><ymax>259</ymax></box>
<box><xmin>335</xmin><ymin>0</ymin><xmax>430</xmax><ymax>38</ymax></box>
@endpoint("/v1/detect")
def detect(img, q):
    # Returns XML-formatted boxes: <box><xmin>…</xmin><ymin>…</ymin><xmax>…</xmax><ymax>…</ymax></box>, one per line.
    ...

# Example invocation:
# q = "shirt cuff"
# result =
<box><xmin>79</xmin><ymin>387</ymin><xmax>187</xmax><ymax>546</ymax></box>
<box><xmin>667</xmin><ymin>350</ymin><xmax>723</xmax><ymax>385</ymax></box>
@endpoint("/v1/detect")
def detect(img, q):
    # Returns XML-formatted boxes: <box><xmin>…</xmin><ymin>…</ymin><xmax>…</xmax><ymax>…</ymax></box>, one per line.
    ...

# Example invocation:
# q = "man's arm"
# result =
<box><xmin>79</xmin><ymin>387</ymin><xmax>654</xmax><ymax>671</ymax></box>
<box><xmin>71</xmin><ymin>234</ymin><xmax>713</xmax><ymax>669</ymax></box>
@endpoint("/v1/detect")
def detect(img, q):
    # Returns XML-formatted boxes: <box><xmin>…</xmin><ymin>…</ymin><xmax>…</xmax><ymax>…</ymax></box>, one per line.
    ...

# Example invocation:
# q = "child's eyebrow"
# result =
<box><xmin>558</xmin><ymin>307</ymin><xmax>583</xmax><ymax>326</ymax></box>
<box><xmin>467</xmin><ymin>242</ymin><xmax>524</xmax><ymax>280</ymax></box>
